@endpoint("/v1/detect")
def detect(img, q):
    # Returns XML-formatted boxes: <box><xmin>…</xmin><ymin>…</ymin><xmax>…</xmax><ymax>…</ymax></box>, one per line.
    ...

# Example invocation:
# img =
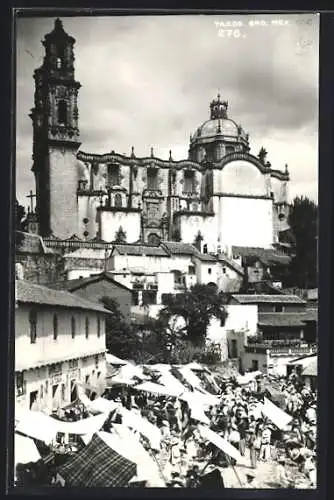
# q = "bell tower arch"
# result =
<box><xmin>30</xmin><ymin>18</ymin><xmax>81</xmax><ymax>238</ymax></box>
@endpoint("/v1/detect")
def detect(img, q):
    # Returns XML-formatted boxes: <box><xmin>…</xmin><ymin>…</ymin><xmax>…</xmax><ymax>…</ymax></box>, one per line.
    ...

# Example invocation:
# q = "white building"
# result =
<box><xmin>29</xmin><ymin>19</ymin><xmax>291</xmax><ymax>253</ymax></box>
<box><xmin>15</xmin><ymin>279</ymin><xmax>109</xmax><ymax>415</ymax></box>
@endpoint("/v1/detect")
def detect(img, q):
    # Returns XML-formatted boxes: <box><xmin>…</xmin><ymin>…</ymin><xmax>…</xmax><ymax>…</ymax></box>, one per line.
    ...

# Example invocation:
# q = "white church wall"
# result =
<box><xmin>271</xmin><ymin>177</ymin><xmax>286</xmax><ymax>203</ymax></box>
<box><xmin>178</xmin><ymin>214</ymin><xmax>217</xmax><ymax>252</ymax></box>
<box><xmin>217</xmin><ymin>160</ymin><xmax>268</xmax><ymax>197</ymax></box>
<box><xmin>100</xmin><ymin>211</ymin><xmax>141</xmax><ymax>243</ymax></box>
<box><xmin>214</xmin><ymin>196</ymin><xmax>274</xmax><ymax>248</ymax></box>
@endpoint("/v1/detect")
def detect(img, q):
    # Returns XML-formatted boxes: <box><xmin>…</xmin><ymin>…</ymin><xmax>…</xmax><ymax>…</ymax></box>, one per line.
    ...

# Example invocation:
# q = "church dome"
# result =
<box><xmin>194</xmin><ymin>117</ymin><xmax>239</xmax><ymax>139</ymax></box>
<box><xmin>190</xmin><ymin>94</ymin><xmax>248</xmax><ymax>143</ymax></box>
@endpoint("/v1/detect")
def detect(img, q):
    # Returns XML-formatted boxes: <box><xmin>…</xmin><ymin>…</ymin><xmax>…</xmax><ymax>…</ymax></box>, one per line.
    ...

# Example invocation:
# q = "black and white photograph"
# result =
<box><xmin>14</xmin><ymin>12</ymin><xmax>318</xmax><ymax>489</ymax></box>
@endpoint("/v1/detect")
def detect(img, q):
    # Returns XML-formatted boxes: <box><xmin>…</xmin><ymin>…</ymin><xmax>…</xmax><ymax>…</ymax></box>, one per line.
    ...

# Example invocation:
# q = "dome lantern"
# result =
<box><xmin>210</xmin><ymin>93</ymin><xmax>228</xmax><ymax>120</ymax></box>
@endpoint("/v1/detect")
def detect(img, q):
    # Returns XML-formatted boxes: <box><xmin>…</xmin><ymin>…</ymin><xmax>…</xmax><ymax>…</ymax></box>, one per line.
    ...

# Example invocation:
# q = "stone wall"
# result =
<box><xmin>16</xmin><ymin>253</ymin><xmax>66</xmax><ymax>285</ymax></box>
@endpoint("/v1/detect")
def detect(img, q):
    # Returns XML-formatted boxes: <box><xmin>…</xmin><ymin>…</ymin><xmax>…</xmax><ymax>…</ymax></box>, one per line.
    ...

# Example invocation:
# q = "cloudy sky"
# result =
<box><xmin>16</xmin><ymin>13</ymin><xmax>319</xmax><ymax>208</ymax></box>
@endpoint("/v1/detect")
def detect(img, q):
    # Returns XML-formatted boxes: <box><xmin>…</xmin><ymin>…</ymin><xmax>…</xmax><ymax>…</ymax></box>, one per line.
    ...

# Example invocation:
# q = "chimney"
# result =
<box><xmin>15</xmin><ymin>263</ymin><xmax>24</xmax><ymax>280</ymax></box>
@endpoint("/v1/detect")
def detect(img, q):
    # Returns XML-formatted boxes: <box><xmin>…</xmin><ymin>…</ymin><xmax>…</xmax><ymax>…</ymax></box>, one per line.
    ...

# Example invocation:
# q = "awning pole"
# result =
<box><xmin>225</xmin><ymin>451</ymin><xmax>243</xmax><ymax>487</ymax></box>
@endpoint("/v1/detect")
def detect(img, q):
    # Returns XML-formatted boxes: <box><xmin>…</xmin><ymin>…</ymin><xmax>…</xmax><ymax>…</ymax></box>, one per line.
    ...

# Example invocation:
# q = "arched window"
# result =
<box><xmin>147</xmin><ymin>233</ymin><xmax>160</xmax><ymax>246</ymax></box>
<box><xmin>107</xmin><ymin>165</ymin><xmax>120</xmax><ymax>187</ymax></box>
<box><xmin>56</xmin><ymin>57</ymin><xmax>62</xmax><ymax>69</ymax></box>
<box><xmin>114</xmin><ymin>193</ymin><xmax>122</xmax><ymax>208</ymax></box>
<box><xmin>203</xmin><ymin>244</ymin><xmax>208</xmax><ymax>254</ymax></box>
<box><xmin>53</xmin><ymin>314</ymin><xmax>58</xmax><ymax>340</ymax></box>
<box><xmin>29</xmin><ymin>310</ymin><xmax>37</xmax><ymax>344</ymax></box>
<box><xmin>147</xmin><ymin>167</ymin><xmax>158</xmax><ymax>190</ymax></box>
<box><xmin>85</xmin><ymin>317</ymin><xmax>89</xmax><ymax>339</ymax></box>
<box><xmin>71</xmin><ymin>316</ymin><xmax>76</xmax><ymax>339</ymax></box>
<box><xmin>58</xmin><ymin>100</ymin><xmax>67</xmax><ymax>125</ymax></box>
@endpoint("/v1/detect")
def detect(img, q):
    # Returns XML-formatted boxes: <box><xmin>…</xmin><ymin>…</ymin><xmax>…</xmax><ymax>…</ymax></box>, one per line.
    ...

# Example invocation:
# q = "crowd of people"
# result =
<box><xmin>100</xmin><ymin>368</ymin><xmax>317</xmax><ymax>488</ymax></box>
<box><xmin>15</xmin><ymin>366</ymin><xmax>317</xmax><ymax>489</ymax></box>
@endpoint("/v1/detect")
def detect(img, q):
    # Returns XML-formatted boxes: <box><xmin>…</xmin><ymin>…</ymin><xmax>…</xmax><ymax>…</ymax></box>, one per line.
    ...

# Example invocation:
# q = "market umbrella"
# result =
<box><xmin>57</xmin><ymin>433</ymin><xmax>136</xmax><ymax>487</ymax></box>
<box><xmin>15</xmin><ymin>433</ymin><xmax>41</xmax><ymax>468</ymax></box>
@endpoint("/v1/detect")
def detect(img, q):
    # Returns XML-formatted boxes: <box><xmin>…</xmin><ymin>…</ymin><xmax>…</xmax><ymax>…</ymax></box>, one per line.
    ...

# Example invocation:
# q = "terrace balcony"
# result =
<box><xmin>245</xmin><ymin>336</ymin><xmax>317</xmax><ymax>356</ymax></box>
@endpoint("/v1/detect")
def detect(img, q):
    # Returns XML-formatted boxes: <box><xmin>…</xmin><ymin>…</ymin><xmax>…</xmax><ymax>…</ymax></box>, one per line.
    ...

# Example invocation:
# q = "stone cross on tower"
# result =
<box><xmin>26</xmin><ymin>190</ymin><xmax>36</xmax><ymax>212</ymax></box>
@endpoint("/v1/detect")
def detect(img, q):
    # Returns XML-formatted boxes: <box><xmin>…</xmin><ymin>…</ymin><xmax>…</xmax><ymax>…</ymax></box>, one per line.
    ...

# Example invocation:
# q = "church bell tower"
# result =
<box><xmin>30</xmin><ymin>18</ymin><xmax>81</xmax><ymax>238</ymax></box>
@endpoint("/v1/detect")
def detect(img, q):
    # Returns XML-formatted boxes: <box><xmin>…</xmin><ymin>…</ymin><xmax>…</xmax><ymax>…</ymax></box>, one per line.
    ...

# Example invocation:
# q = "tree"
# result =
<box><xmin>99</xmin><ymin>296</ymin><xmax>140</xmax><ymax>359</ymax></box>
<box><xmin>287</xmin><ymin>196</ymin><xmax>318</xmax><ymax>289</ymax></box>
<box><xmin>159</xmin><ymin>284</ymin><xmax>228</xmax><ymax>347</ymax></box>
<box><xmin>114</xmin><ymin>226</ymin><xmax>127</xmax><ymax>244</ymax></box>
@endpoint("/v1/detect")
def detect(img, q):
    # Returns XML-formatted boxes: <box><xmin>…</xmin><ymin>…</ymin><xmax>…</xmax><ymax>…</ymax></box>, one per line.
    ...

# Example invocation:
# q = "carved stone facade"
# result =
<box><xmin>30</xmin><ymin>19</ymin><xmax>291</xmax><ymax>252</ymax></box>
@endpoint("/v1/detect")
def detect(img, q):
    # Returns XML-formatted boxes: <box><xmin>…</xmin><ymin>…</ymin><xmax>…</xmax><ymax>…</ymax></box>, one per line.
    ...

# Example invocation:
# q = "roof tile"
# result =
<box><xmin>16</xmin><ymin>280</ymin><xmax>109</xmax><ymax>313</ymax></box>
<box><xmin>231</xmin><ymin>294</ymin><xmax>306</xmax><ymax>304</ymax></box>
<box><xmin>258</xmin><ymin>312</ymin><xmax>315</xmax><ymax>327</ymax></box>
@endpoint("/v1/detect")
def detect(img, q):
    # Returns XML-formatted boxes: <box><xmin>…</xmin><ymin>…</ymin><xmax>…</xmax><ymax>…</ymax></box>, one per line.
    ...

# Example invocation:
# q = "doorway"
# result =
<box><xmin>70</xmin><ymin>380</ymin><xmax>78</xmax><ymax>402</ymax></box>
<box><xmin>29</xmin><ymin>391</ymin><xmax>38</xmax><ymax>410</ymax></box>
<box><xmin>252</xmin><ymin>359</ymin><xmax>259</xmax><ymax>371</ymax></box>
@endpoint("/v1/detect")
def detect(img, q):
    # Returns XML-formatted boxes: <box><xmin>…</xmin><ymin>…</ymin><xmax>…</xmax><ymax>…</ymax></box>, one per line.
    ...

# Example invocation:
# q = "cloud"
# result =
<box><xmin>16</xmin><ymin>14</ymin><xmax>319</xmax><ymax>206</ymax></box>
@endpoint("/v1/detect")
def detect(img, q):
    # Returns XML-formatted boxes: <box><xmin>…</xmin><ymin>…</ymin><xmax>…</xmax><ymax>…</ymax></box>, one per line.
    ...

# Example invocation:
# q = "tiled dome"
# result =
<box><xmin>194</xmin><ymin>118</ymin><xmax>239</xmax><ymax>139</ymax></box>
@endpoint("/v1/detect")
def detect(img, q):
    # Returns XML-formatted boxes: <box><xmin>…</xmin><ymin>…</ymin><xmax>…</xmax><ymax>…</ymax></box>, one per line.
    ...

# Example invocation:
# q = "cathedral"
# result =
<box><xmin>28</xmin><ymin>18</ymin><xmax>291</xmax><ymax>254</ymax></box>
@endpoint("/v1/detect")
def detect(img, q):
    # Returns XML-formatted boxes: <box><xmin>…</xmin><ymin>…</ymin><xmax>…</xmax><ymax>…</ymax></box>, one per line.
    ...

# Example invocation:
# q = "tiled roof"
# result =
<box><xmin>192</xmin><ymin>251</ymin><xmax>217</xmax><ymax>262</ymax></box>
<box><xmin>217</xmin><ymin>254</ymin><xmax>244</xmax><ymax>275</ymax></box>
<box><xmin>258</xmin><ymin>312</ymin><xmax>315</xmax><ymax>327</ymax></box>
<box><xmin>112</xmin><ymin>244</ymin><xmax>169</xmax><ymax>257</ymax></box>
<box><xmin>16</xmin><ymin>280</ymin><xmax>109</xmax><ymax>313</ymax></box>
<box><xmin>46</xmin><ymin>272</ymin><xmax>132</xmax><ymax>293</ymax></box>
<box><xmin>161</xmin><ymin>241</ymin><xmax>197</xmax><ymax>256</ymax></box>
<box><xmin>231</xmin><ymin>246</ymin><xmax>291</xmax><ymax>266</ymax></box>
<box><xmin>231</xmin><ymin>294</ymin><xmax>306</xmax><ymax>304</ymax></box>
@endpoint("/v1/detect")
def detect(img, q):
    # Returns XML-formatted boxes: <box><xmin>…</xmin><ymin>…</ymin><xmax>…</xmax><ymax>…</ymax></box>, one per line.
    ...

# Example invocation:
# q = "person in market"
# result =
<box><xmin>185</xmin><ymin>465</ymin><xmax>201</xmax><ymax>488</ymax></box>
<box><xmin>246</xmin><ymin>427</ymin><xmax>257</xmax><ymax>469</ymax></box>
<box><xmin>237</xmin><ymin>417</ymin><xmax>248</xmax><ymax>456</ymax></box>
<box><xmin>259</xmin><ymin>425</ymin><xmax>271</xmax><ymax>461</ymax></box>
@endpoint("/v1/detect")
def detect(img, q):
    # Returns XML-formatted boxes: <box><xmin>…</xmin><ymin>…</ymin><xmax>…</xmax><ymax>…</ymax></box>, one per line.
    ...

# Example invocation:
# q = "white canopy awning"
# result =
<box><xmin>198</xmin><ymin>425</ymin><xmax>246</xmax><ymax>464</ymax></box>
<box><xmin>261</xmin><ymin>397</ymin><xmax>292</xmax><ymax>430</ymax></box>
<box><xmin>177</xmin><ymin>367</ymin><xmax>207</xmax><ymax>394</ymax></box>
<box><xmin>15</xmin><ymin>411</ymin><xmax>58</xmax><ymax>444</ymax></box>
<box><xmin>188</xmin><ymin>403</ymin><xmax>210</xmax><ymax>425</ymax></box>
<box><xmin>106</xmin><ymin>353</ymin><xmax>128</xmax><ymax>366</ymax></box>
<box><xmin>134</xmin><ymin>381</ymin><xmax>183</xmax><ymax>398</ymax></box>
<box><xmin>236</xmin><ymin>371</ymin><xmax>262</xmax><ymax>385</ymax></box>
<box><xmin>15</xmin><ymin>433</ymin><xmax>41</xmax><ymax>467</ymax></box>
<box><xmin>117</xmin><ymin>406</ymin><xmax>161</xmax><ymax>450</ymax></box>
<box><xmin>156</xmin><ymin>372</ymin><xmax>187</xmax><ymax>394</ymax></box>
<box><xmin>86</xmin><ymin>397</ymin><xmax>120</xmax><ymax>415</ymax></box>
<box><xmin>55</xmin><ymin>412</ymin><xmax>109</xmax><ymax>435</ymax></box>
<box><xmin>15</xmin><ymin>409</ymin><xmax>109</xmax><ymax>442</ymax></box>
<box><xmin>180</xmin><ymin>390</ymin><xmax>221</xmax><ymax>408</ymax></box>
<box><xmin>98</xmin><ymin>429</ymin><xmax>165</xmax><ymax>486</ymax></box>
